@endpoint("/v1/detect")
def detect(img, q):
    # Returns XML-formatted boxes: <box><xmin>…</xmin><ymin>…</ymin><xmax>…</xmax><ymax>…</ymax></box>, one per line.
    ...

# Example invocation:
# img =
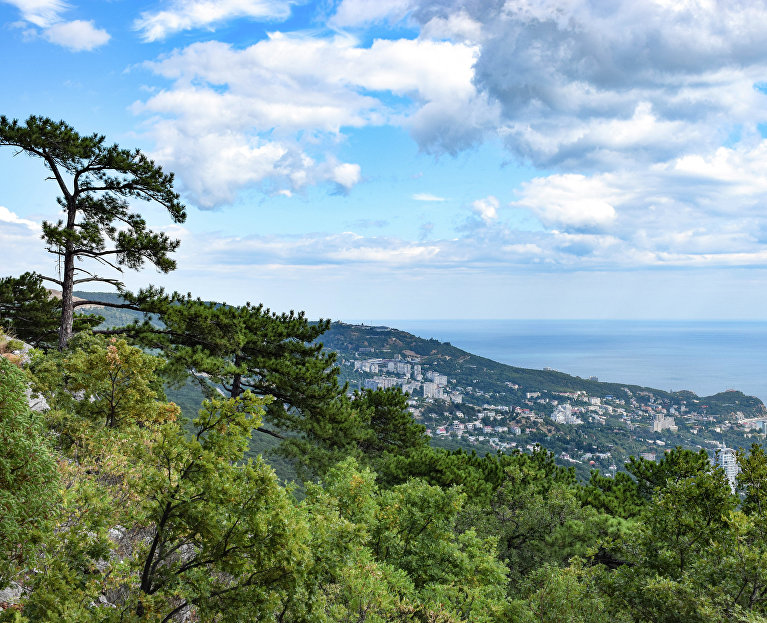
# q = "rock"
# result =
<box><xmin>0</xmin><ymin>581</ymin><xmax>23</xmax><ymax>606</ymax></box>
<box><xmin>25</xmin><ymin>386</ymin><xmax>49</xmax><ymax>412</ymax></box>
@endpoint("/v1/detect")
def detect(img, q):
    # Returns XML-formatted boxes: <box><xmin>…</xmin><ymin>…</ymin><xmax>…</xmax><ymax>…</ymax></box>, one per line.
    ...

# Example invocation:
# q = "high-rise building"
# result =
<box><xmin>716</xmin><ymin>446</ymin><xmax>739</xmax><ymax>492</ymax></box>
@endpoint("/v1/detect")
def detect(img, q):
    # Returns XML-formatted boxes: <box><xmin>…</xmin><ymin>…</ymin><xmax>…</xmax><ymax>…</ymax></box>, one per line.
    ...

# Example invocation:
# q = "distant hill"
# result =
<box><xmin>322</xmin><ymin>321</ymin><xmax>765</xmax><ymax>415</ymax></box>
<box><xmin>74</xmin><ymin>294</ymin><xmax>766</xmax><ymax>480</ymax></box>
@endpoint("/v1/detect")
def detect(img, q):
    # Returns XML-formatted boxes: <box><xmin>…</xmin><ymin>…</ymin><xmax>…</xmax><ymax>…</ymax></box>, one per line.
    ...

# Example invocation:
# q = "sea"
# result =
<box><xmin>356</xmin><ymin>320</ymin><xmax>767</xmax><ymax>404</ymax></box>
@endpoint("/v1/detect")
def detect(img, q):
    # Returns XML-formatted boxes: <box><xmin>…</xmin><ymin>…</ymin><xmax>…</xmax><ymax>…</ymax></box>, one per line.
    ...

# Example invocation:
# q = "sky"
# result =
<box><xmin>3</xmin><ymin>0</ymin><xmax>767</xmax><ymax>321</ymax></box>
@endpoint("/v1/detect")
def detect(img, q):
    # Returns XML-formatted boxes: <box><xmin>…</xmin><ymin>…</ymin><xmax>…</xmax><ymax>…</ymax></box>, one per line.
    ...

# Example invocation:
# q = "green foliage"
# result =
<box><xmin>642</xmin><ymin>468</ymin><xmax>735</xmax><ymax>577</ymax></box>
<box><xmin>8</xmin><ymin>279</ymin><xmax>767</xmax><ymax>622</ymax></box>
<box><xmin>0</xmin><ymin>115</ymin><xmax>186</xmax><ymax>347</ymax></box>
<box><xmin>276</xmin><ymin>393</ymin><xmax>368</xmax><ymax>479</ymax></box>
<box><xmin>355</xmin><ymin>387</ymin><xmax>429</xmax><ymax>458</ymax></box>
<box><xmin>512</xmin><ymin>562</ymin><xmax>628</xmax><ymax>623</ymax></box>
<box><xmin>305</xmin><ymin>458</ymin><xmax>509</xmax><ymax>622</ymax></box>
<box><xmin>123</xmin><ymin>393</ymin><xmax>310</xmax><ymax>621</ymax></box>
<box><xmin>582</xmin><ymin>470</ymin><xmax>646</xmax><ymax>519</ymax></box>
<box><xmin>456</xmin><ymin>452</ymin><xmax>617</xmax><ymax>593</ymax></box>
<box><xmin>0</xmin><ymin>357</ymin><xmax>59</xmax><ymax>588</ymax></box>
<box><xmin>31</xmin><ymin>334</ymin><xmax>175</xmax><ymax>429</ymax></box>
<box><xmin>375</xmin><ymin>445</ymin><xmax>500</xmax><ymax>501</ymax></box>
<box><xmin>624</xmin><ymin>446</ymin><xmax>711</xmax><ymax>500</ymax></box>
<box><xmin>17</xmin><ymin>382</ymin><xmax>312</xmax><ymax>622</ymax></box>
<box><xmin>116</xmin><ymin>292</ymin><xmax>351</xmax><ymax>475</ymax></box>
<box><xmin>378</xmin><ymin>445</ymin><xmax>575</xmax><ymax>506</ymax></box>
<box><xmin>739</xmin><ymin>444</ymin><xmax>767</xmax><ymax>516</ymax></box>
<box><xmin>0</xmin><ymin>272</ymin><xmax>102</xmax><ymax>350</ymax></box>
<box><xmin>0</xmin><ymin>116</ymin><xmax>185</xmax><ymax>272</ymax></box>
<box><xmin>603</xmin><ymin>457</ymin><xmax>743</xmax><ymax>623</ymax></box>
<box><xmin>280</xmin><ymin>387</ymin><xmax>430</xmax><ymax>480</ymax></box>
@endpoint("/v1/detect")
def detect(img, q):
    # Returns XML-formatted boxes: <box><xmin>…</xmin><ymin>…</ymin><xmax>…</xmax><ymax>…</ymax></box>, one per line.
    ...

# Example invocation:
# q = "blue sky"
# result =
<box><xmin>3</xmin><ymin>0</ymin><xmax>767</xmax><ymax>320</ymax></box>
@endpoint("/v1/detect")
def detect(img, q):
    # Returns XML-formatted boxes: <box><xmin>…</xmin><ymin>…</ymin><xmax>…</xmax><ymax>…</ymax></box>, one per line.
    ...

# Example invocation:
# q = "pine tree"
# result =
<box><xmin>0</xmin><ymin>115</ymin><xmax>186</xmax><ymax>348</ymax></box>
<box><xmin>0</xmin><ymin>272</ymin><xmax>102</xmax><ymax>350</ymax></box>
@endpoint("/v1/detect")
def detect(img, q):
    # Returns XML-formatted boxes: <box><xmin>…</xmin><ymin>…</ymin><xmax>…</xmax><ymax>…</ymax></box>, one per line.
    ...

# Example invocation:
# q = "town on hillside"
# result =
<box><xmin>323</xmin><ymin>322</ymin><xmax>766</xmax><ymax>485</ymax></box>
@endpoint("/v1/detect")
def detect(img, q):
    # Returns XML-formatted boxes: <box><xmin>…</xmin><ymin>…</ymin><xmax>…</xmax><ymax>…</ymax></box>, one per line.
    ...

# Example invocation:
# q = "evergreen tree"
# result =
<box><xmin>0</xmin><ymin>272</ymin><xmax>102</xmax><ymax>350</ymax></box>
<box><xmin>0</xmin><ymin>115</ymin><xmax>186</xmax><ymax>348</ymax></box>
<box><xmin>115</xmin><ymin>293</ymin><xmax>350</xmax><ymax>471</ymax></box>
<box><xmin>624</xmin><ymin>446</ymin><xmax>711</xmax><ymax>499</ymax></box>
<box><xmin>354</xmin><ymin>387</ymin><xmax>429</xmax><ymax>458</ymax></box>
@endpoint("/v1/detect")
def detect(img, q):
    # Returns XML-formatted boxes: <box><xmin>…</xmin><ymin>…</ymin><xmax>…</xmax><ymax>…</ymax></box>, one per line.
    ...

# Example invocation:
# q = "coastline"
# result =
<box><xmin>345</xmin><ymin>319</ymin><xmax>767</xmax><ymax>403</ymax></box>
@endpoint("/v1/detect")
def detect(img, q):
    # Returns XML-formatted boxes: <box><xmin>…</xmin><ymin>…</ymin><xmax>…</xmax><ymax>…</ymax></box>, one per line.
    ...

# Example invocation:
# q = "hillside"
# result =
<box><xmin>322</xmin><ymin>322</ymin><xmax>766</xmax><ymax>479</ymax></box>
<box><xmin>75</xmin><ymin>294</ymin><xmax>766</xmax><ymax>480</ymax></box>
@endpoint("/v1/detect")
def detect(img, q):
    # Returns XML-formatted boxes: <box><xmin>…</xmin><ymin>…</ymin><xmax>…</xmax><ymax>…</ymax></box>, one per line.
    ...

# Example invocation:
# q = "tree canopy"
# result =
<box><xmin>0</xmin><ymin>272</ymin><xmax>102</xmax><ymax>350</ymax></box>
<box><xmin>0</xmin><ymin>115</ymin><xmax>186</xmax><ymax>348</ymax></box>
<box><xmin>4</xmin><ymin>114</ymin><xmax>767</xmax><ymax>623</ymax></box>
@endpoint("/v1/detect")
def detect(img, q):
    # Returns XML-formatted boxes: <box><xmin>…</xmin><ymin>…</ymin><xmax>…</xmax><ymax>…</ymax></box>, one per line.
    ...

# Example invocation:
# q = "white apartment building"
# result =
<box><xmin>716</xmin><ymin>446</ymin><xmax>739</xmax><ymax>492</ymax></box>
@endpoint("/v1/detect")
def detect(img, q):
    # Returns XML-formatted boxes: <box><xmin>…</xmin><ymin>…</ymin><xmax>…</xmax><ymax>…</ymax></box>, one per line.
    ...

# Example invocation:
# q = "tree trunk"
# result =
<box><xmin>58</xmin><ymin>202</ymin><xmax>77</xmax><ymax>349</ymax></box>
<box><xmin>231</xmin><ymin>353</ymin><xmax>243</xmax><ymax>397</ymax></box>
<box><xmin>231</xmin><ymin>372</ymin><xmax>243</xmax><ymax>398</ymax></box>
<box><xmin>58</xmin><ymin>252</ymin><xmax>76</xmax><ymax>349</ymax></box>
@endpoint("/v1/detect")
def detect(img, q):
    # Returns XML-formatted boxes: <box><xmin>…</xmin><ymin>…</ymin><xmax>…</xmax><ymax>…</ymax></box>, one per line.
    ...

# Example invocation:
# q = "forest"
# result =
<box><xmin>4</xmin><ymin>298</ymin><xmax>767</xmax><ymax>622</ymax></box>
<box><xmin>2</xmin><ymin>115</ymin><xmax>767</xmax><ymax>622</ymax></box>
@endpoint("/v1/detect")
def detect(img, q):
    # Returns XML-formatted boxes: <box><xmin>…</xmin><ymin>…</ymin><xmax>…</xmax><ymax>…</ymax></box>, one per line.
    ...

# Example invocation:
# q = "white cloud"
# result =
<box><xmin>134</xmin><ymin>0</ymin><xmax>296</xmax><ymax>41</ymax></box>
<box><xmin>515</xmin><ymin>175</ymin><xmax>618</xmax><ymax>230</ymax></box>
<box><xmin>195</xmin><ymin>231</ymin><xmax>443</xmax><ymax>267</ymax></box>
<box><xmin>137</xmin><ymin>33</ymin><xmax>481</xmax><ymax>207</ymax></box>
<box><xmin>330</xmin><ymin>0</ymin><xmax>414</xmax><ymax>27</ymax></box>
<box><xmin>471</xmin><ymin>196</ymin><xmax>498</xmax><ymax>223</ymax></box>
<box><xmin>3</xmin><ymin>0</ymin><xmax>109</xmax><ymax>50</ymax></box>
<box><xmin>43</xmin><ymin>19</ymin><xmax>109</xmax><ymax>50</ymax></box>
<box><xmin>2</xmin><ymin>0</ymin><xmax>67</xmax><ymax>27</ymax></box>
<box><xmin>139</xmin><ymin>115</ymin><xmax>363</xmax><ymax>208</ymax></box>
<box><xmin>360</xmin><ymin>0</ymin><xmax>767</xmax><ymax>168</ymax></box>
<box><xmin>331</xmin><ymin>163</ymin><xmax>361</xmax><ymax>189</ymax></box>
<box><xmin>412</xmin><ymin>193</ymin><xmax>445</xmax><ymax>202</ymax></box>
<box><xmin>0</xmin><ymin>205</ymin><xmax>39</xmax><ymax>230</ymax></box>
<box><xmin>509</xmin><ymin>139</ymin><xmax>767</xmax><ymax>266</ymax></box>
<box><xmin>419</xmin><ymin>9</ymin><xmax>483</xmax><ymax>43</ymax></box>
<box><xmin>0</xmin><ymin>206</ymin><xmax>48</xmax><ymax>278</ymax></box>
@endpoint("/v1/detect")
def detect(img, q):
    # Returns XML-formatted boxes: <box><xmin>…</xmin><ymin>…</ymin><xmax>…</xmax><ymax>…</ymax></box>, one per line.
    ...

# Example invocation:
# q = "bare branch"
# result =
<box><xmin>71</xmin><ymin>276</ymin><xmax>123</xmax><ymax>286</ymax></box>
<box><xmin>73</xmin><ymin>299</ymin><xmax>142</xmax><ymax>310</ymax></box>
<box><xmin>255</xmin><ymin>426</ymin><xmax>284</xmax><ymax>440</ymax></box>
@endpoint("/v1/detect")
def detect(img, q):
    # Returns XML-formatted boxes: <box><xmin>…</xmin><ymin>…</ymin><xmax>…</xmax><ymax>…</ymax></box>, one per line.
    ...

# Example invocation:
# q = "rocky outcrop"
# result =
<box><xmin>0</xmin><ymin>582</ymin><xmax>24</xmax><ymax>611</ymax></box>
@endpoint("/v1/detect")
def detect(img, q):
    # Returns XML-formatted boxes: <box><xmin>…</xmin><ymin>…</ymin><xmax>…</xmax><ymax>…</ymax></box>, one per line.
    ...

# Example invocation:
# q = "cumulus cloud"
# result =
<box><xmin>147</xmin><ymin>131</ymin><xmax>767</xmax><ymax>294</ymax></box>
<box><xmin>345</xmin><ymin>0</ymin><xmax>767</xmax><ymax>168</ymax></box>
<box><xmin>131</xmin><ymin>0</ymin><xmax>767</xmax><ymax>255</ymax></box>
<box><xmin>458</xmin><ymin>195</ymin><xmax>500</xmax><ymax>233</ymax></box>
<box><xmin>172</xmin><ymin>138</ymin><xmax>767</xmax><ymax>274</ymax></box>
<box><xmin>515</xmin><ymin>175</ymin><xmax>618</xmax><ymax>230</ymax></box>
<box><xmin>44</xmin><ymin>19</ymin><xmax>109</xmax><ymax>50</ymax></box>
<box><xmin>3</xmin><ymin>0</ymin><xmax>109</xmax><ymax>50</ymax></box>
<box><xmin>0</xmin><ymin>205</ymin><xmax>38</xmax><ymax>230</ymax></box>
<box><xmin>134</xmin><ymin>0</ymin><xmax>297</xmax><ymax>42</ymax></box>
<box><xmin>418</xmin><ymin>9</ymin><xmax>483</xmax><ymax>43</ymax></box>
<box><xmin>0</xmin><ymin>205</ymin><xmax>48</xmax><ymax>277</ymax></box>
<box><xmin>136</xmin><ymin>33</ymin><xmax>482</xmax><ymax>206</ymax></box>
<box><xmin>511</xmin><ymin>138</ymin><xmax>767</xmax><ymax>266</ymax></box>
<box><xmin>331</xmin><ymin>162</ymin><xmax>361</xmax><ymax>190</ymax></box>
<box><xmin>471</xmin><ymin>196</ymin><xmax>498</xmax><ymax>223</ymax></box>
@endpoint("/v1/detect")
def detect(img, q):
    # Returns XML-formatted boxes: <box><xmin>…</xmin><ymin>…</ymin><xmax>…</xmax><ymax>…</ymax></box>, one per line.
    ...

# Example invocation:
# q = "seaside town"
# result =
<box><xmin>328</xmin><ymin>323</ymin><xmax>766</xmax><ymax>486</ymax></box>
